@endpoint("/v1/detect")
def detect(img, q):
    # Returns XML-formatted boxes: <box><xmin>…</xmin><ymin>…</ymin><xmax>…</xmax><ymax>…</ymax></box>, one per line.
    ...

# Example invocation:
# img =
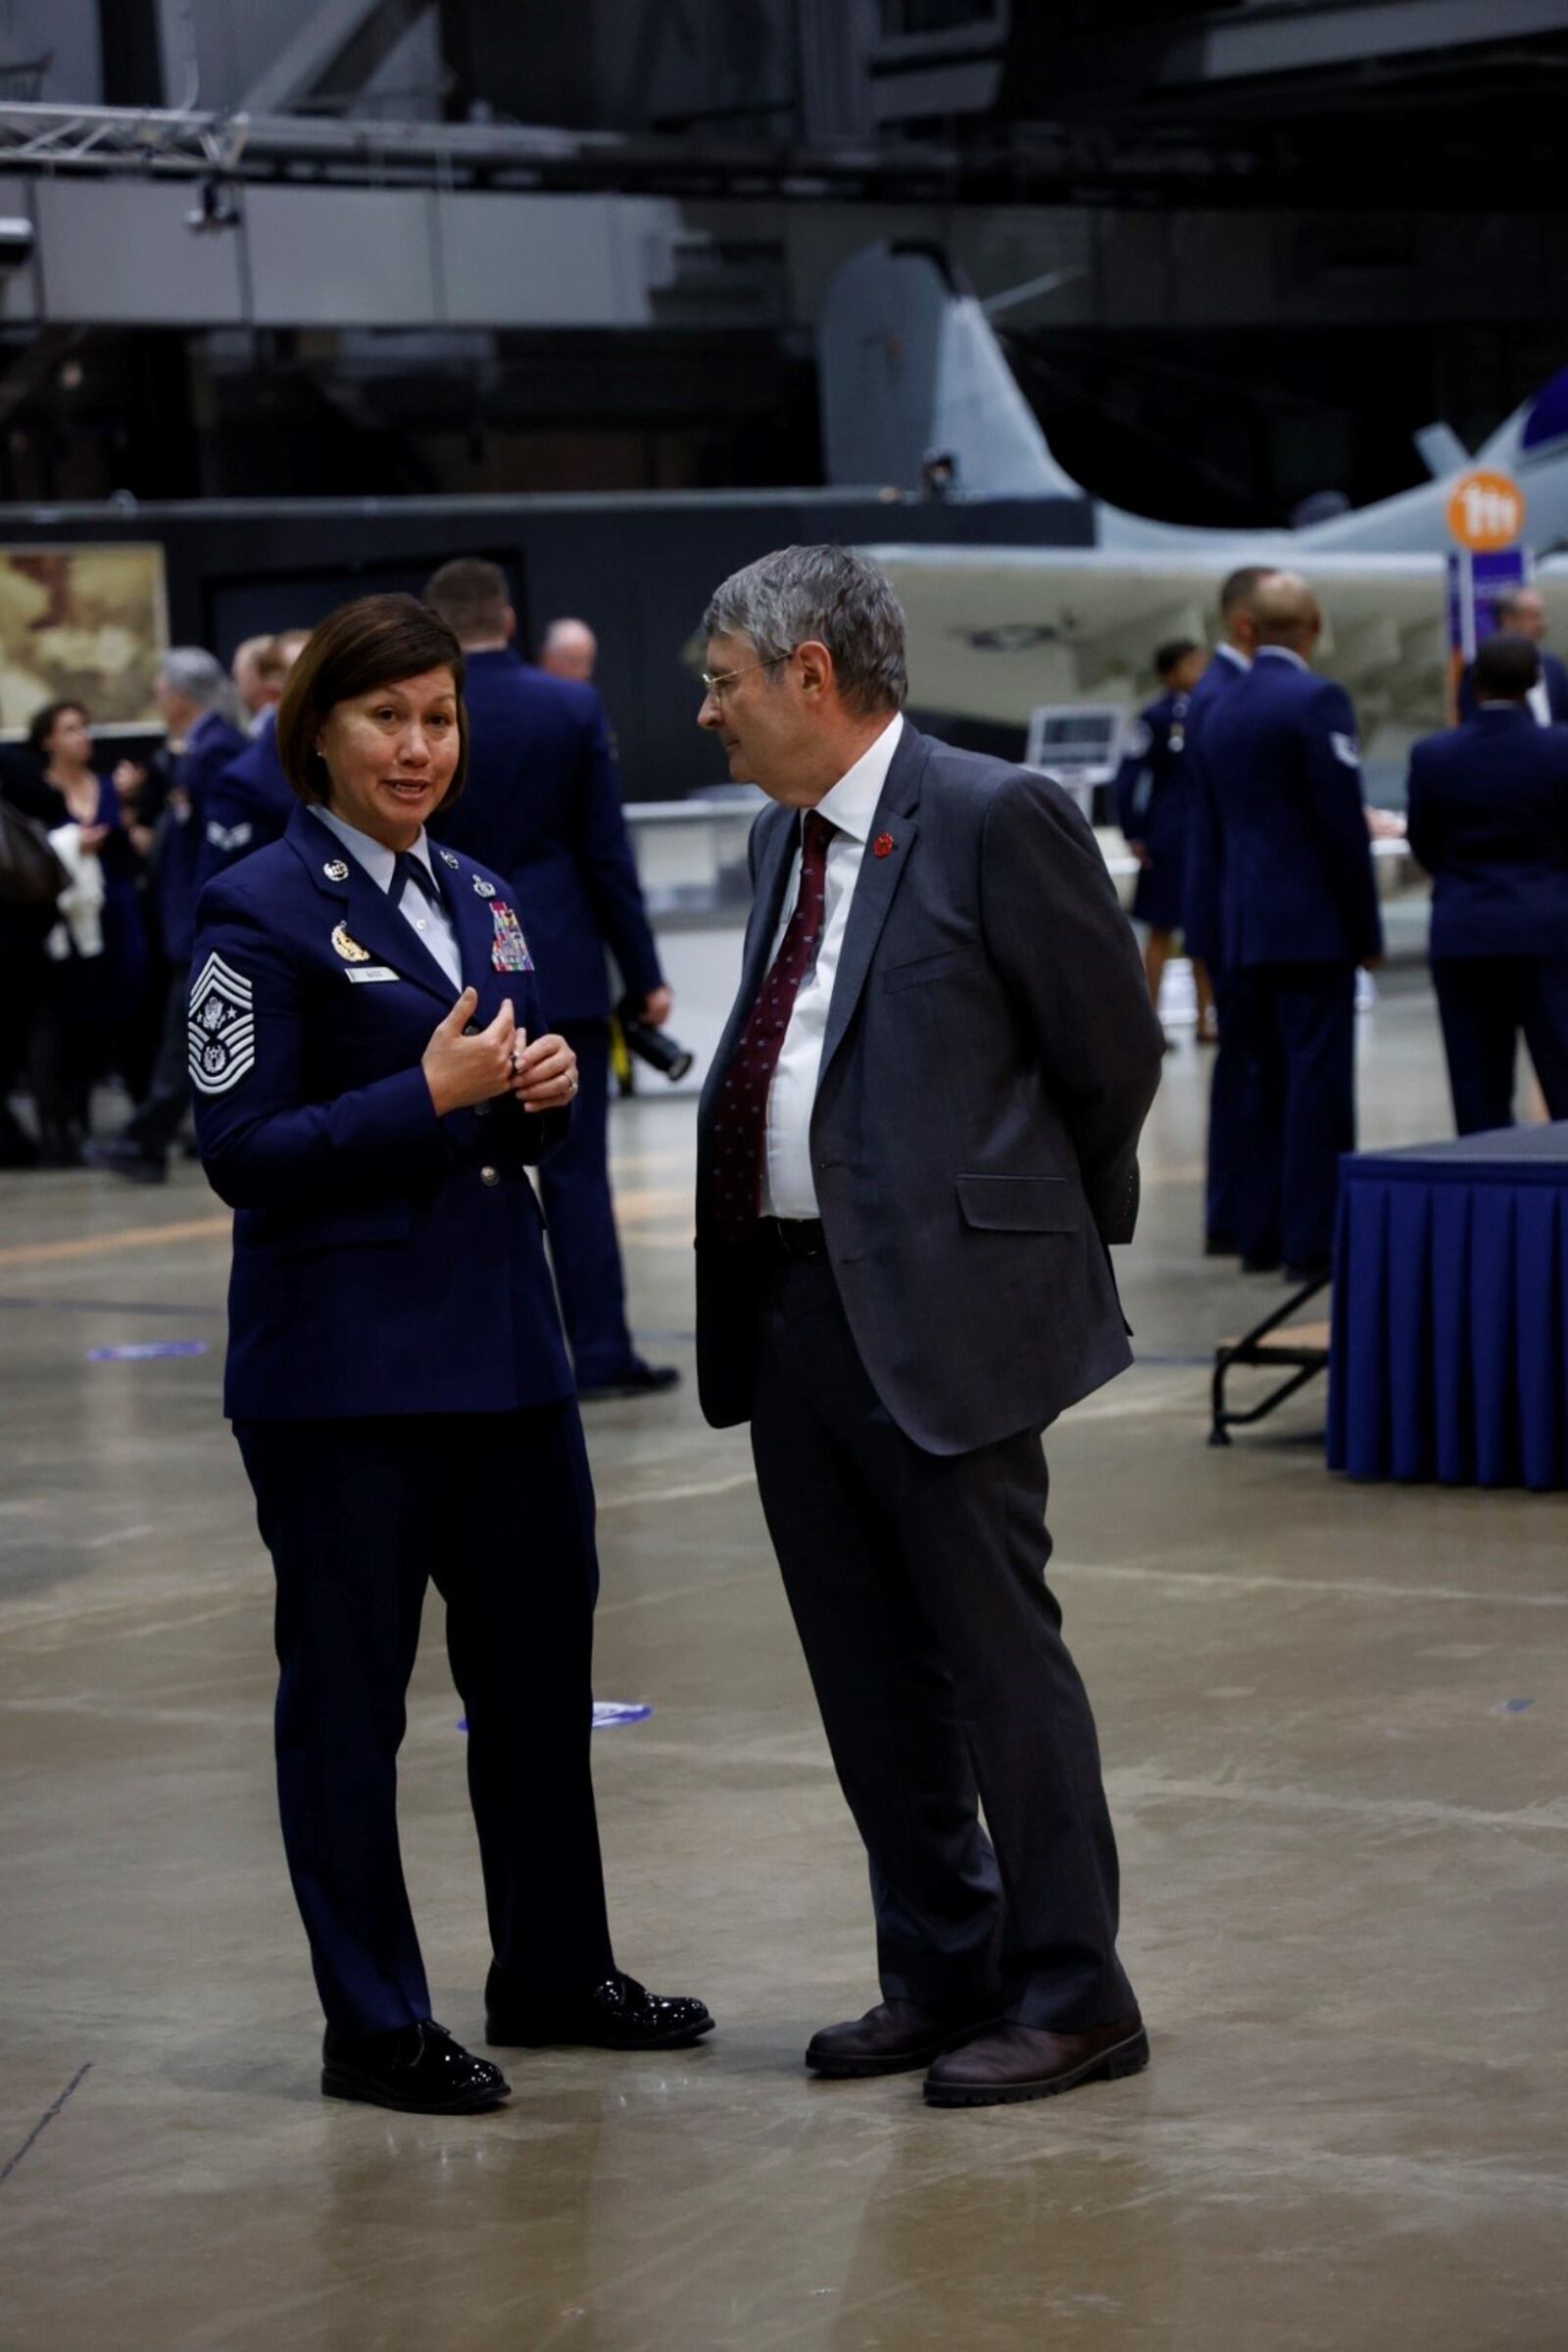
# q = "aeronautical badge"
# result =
<box><xmin>1331</xmin><ymin>731</ymin><xmax>1361</xmax><ymax>768</ymax></box>
<box><xmin>490</xmin><ymin>901</ymin><xmax>534</xmax><ymax>972</ymax></box>
<box><xmin>186</xmin><ymin>953</ymin><xmax>256</xmax><ymax>1096</ymax></box>
<box><xmin>331</xmin><ymin>924</ymin><xmax>370</xmax><ymax>963</ymax></box>
<box><xmin>472</xmin><ymin>877</ymin><xmax>496</xmax><ymax>899</ymax></box>
<box><xmin>437</xmin><ymin>849</ymin><xmax>460</xmax><ymax>869</ymax></box>
<box><xmin>322</xmin><ymin>858</ymin><xmax>350</xmax><ymax>882</ymax></box>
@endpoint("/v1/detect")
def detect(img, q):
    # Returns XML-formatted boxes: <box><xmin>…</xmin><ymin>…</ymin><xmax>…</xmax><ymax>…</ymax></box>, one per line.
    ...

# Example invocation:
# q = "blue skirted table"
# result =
<box><xmin>1328</xmin><ymin>1123</ymin><xmax>1568</xmax><ymax>1489</ymax></box>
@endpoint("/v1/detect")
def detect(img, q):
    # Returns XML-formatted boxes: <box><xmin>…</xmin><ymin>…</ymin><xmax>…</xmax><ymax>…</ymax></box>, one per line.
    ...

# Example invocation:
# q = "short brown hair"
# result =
<box><xmin>276</xmin><ymin>595</ymin><xmax>467</xmax><ymax>809</ymax></box>
<box><xmin>422</xmin><ymin>557</ymin><xmax>510</xmax><ymax>645</ymax></box>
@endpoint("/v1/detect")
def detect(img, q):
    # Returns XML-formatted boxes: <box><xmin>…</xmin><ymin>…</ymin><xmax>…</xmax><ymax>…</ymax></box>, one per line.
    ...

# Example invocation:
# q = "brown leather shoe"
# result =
<box><xmin>806</xmin><ymin>1998</ymin><xmax>1001</xmax><ymax>2079</ymax></box>
<box><xmin>923</xmin><ymin>2019</ymin><xmax>1149</xmax><ymax>2107</ymax></box>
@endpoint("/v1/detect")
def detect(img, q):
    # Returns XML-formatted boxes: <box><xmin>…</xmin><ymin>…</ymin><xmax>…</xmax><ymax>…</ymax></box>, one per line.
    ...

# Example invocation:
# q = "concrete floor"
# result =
<box><xmin>2</xmin><ymin>975</ymin><xmax>1566</xmax><ymax>2351</ymax></box>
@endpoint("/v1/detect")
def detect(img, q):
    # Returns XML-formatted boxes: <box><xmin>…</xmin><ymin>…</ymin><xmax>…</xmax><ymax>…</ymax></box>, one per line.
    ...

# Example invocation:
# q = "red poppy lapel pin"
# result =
<box><xmin>873</xmin><ymin>832</ymin><xmax>896</xmax><ymax>859</ymax></box>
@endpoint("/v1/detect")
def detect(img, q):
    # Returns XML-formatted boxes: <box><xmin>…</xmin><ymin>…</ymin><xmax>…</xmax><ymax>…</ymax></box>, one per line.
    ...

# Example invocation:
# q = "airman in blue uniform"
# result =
<box><xmin>422</xmin><ymin>559</ymin><xmax>676</xmax><ymax>1403</ymax></box>
<box><xmin>1198</xmin><ymin>572</ymin><xmax>1382</xmax><ymax>1281</ymax></box>
<box><xmin>196</xmin><ymin>706</ymin><xmax>296</xmax><ymax>892</ymax></box>
<box><xmin>1113</xmin><ymin>638</ymin><xmax>1208</xmax><ymax>1033</ymax></box>
<box><xmin>1457</xmin><ymin>584</ymin><xmax>1568</xmax><ymax>725</ymax></box>
<box><xmin>1406</xmin><ymin>631</ymin><xmax>1568</xmax><ymax>1133</ymax></box>
<box><xmin>1183</xmin><ymin>566</ymin><xmax>1276</xmax><ymax>1255</ymax></box>
<box><xmin>192</xmin><ymin>596</ymin><xmax>710</xmax><ymax>2115</ymax></box>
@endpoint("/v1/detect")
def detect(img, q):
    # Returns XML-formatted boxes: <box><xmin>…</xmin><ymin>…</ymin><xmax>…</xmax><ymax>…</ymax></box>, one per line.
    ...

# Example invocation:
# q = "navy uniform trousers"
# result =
<box><xmin>1431</xmin><ymin>956</ymin><xmax>1568</xmax><ymax>1135</ymax></box>
<box><xmin>1228</xmin><ymin>959</ymin><xmax>1356</xmax><ymax>1270</ymax></box>
<box><xmin>234</xmin><ymin>1402</ymin><xmax>613</xmax><ymax>2037</ymax></box>
<box><xmin>750</xmin><ymin>1250</ymin><xmax>1134</xmax><ymax>2032</ymax></box>
<box><xmin>539</xmin><ymin>1018</ymin><xmax>637</xmax><ymax>1388</ymax></box>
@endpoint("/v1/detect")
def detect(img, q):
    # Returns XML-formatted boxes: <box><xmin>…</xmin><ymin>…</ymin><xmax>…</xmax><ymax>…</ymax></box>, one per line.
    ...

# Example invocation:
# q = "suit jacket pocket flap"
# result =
<box><xmin>884</xmin><ymin>947</ymin><xmax>977</xmax><ymax>994</ymax></box>
<box><xmin>956</xmin><ymin>1174</ymin><xmax>1080</xmax><ymax>1233</ymax></box>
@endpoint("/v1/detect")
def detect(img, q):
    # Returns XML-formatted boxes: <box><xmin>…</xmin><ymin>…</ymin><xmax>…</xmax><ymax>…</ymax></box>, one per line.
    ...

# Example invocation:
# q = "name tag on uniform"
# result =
<box><xmin>346</xmin><ymin>965</ymin><xmax>401</xmax><ymax>985</ymax></box>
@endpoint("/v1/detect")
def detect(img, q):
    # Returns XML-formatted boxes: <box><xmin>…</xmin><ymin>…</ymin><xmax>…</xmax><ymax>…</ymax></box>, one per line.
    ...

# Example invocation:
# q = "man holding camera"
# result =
<box><xmin>422</xmin><ymin>559</ymin><xmax>677</xmax><ymax>1402</ymax></box>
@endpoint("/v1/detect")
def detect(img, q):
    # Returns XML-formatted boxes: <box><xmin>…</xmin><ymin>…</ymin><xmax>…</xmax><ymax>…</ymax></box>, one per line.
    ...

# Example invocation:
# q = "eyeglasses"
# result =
<box><xmin>699</xmin><ymin>653</ymin><xmax>791</xmax><ymax>701</ymax></box>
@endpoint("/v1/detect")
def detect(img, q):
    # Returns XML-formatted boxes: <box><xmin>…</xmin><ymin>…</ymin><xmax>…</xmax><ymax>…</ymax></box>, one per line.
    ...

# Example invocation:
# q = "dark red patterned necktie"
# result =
<box><xmin>710</xmin><ymin>808</ymin><xmax>835</xmax><ymax>1237</ymax></box>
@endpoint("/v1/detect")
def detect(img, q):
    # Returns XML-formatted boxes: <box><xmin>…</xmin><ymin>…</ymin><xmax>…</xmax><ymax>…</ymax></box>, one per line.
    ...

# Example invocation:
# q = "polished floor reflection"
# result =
<box><xmin>3</xmin><ymin>974</ymin><xmax>1565</xmax><ymax>2349</ymax></box>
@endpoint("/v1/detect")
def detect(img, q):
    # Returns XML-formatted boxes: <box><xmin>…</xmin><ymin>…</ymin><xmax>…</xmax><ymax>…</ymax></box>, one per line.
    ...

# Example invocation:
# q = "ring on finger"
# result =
<box><xmin>509</xmin><ymin>1049</ymin><xmax>520</xmax><ymax>1076</ymax></box>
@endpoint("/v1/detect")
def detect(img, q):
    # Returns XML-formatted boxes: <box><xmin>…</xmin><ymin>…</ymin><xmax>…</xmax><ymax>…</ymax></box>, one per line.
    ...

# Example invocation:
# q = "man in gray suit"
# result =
<box><xmin>695</xmin><ymin>546</ymin><xmax>1164</xmax><ymax>2107</ymax></box>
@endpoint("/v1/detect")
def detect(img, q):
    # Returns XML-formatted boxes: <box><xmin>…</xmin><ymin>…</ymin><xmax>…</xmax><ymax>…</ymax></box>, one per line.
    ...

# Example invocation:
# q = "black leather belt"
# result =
<box><xmin>757</xmin><ymin>1216</ymin><xmax>827</xmax><ymax>1260</ymax></box>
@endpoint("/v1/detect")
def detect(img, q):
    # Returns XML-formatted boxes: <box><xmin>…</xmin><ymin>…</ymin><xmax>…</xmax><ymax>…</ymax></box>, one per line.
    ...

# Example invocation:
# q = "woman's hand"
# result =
<box><xmin>421</xmin><ymin>988</ymin><xmax>518</xmax><ymax>1115</ymax></box>
<box><xmin>510</xmin><ymin>1030</ymin><xmax>579</xmax><ymax>1115</ymax></box>
<box><xmin>76</xmin><ymin>823</ymin><xmax>111</xmax><ymax>857</ymax></box>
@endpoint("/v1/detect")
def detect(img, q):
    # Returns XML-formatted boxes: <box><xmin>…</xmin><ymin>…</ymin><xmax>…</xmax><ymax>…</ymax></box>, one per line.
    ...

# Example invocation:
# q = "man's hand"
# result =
<box><xmin>634</xmin><ymin>986</ymin><xmax>674</xmax><ymax>1027</ymax></box>
<box><xmin>510</xmin><ymin>1031</ymin><xmax>578</xmax><ymax>1114</ymax></box>
<box><xmin>421</xmin><ymin>988</ymin><xmax>517</xmax><ymax>1115</ymax></box>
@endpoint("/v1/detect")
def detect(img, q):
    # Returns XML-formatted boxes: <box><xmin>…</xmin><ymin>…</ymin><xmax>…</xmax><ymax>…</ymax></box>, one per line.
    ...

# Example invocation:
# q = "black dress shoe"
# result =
<box><xmin>82</xmin><ymin>1137</ymin><xmax>168</xmax><ymax>1184</ymax></box>
<box><xmin>806</xmin><ymin>1998</ymin><xmax>1001</xmax><ymax>2080</ymax></box>
<box><xmin>1204</xmin><ymin>1233</ymin><xmax>1239</xmax><ymax>1258</ymax></box>
<box><xmin>1240</xmin><ymin>1250</ymin><xmax>1282</xmax><ymax>1274</ymax></box>
<box><xmin>924</xmin><ymin>2019</ymin><xmax>1149</xmax><ymax>2108</ymax></box>
<box><xmin>321</xmin><ymin>2019</ymin><xmax>510</xmax><ymax>2114</ymax></box>
<box><xmin>485</xmin><ymin>1966</ymin><xmax>713</xmax><ymax>2050</ymax></box>
<box><xmin>575</xmin><ymin>1361</ymin><xmax>681</xmax><ymax>1404</ymax></box>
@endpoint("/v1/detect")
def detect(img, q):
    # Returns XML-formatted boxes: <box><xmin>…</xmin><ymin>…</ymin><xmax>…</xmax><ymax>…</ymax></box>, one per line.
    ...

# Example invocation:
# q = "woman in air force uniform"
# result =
<box><xmin>190</xmin><ymin>595</ymin><xmax>710</xmax><ymax>2115</ymax></box>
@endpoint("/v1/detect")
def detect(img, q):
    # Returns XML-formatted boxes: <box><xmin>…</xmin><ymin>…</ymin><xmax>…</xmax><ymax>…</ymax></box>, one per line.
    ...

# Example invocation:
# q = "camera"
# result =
<box><xmin>617</xmin><ymin>1000</ymin><xmax>694</xmax><ymax>1083</ymax></box>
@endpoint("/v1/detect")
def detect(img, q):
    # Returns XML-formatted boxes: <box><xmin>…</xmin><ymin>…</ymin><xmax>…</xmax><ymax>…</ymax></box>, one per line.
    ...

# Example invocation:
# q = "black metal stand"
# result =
<box><xmin>1209</xmin><ymin>1274</ymin><xmax>1331</xmax><ymax>1446</ymax></box>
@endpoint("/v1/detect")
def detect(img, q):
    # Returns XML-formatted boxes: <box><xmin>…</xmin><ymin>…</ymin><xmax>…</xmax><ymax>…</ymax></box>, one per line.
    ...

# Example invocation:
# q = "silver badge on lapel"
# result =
<box><xmin>323</xmin><ymin>858</ymin><xmax>350</xmax><ymax>882</ymax></box>
<box><xmin>473</xmin><ymin>877</ymin><xmax>496</xmax><ymax>899</ymax></box>
<box><xmin>438</xmin><ymin>850</ymin><xmax>460</xmax><ymax>869</ymax></box>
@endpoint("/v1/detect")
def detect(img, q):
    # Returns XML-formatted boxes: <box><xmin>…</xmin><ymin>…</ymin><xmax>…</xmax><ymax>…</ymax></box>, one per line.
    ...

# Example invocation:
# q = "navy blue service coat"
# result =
<box><xmin>151</xmin><ymin>709</ymin><xmax>247</xmax><ymax>963</ymax></box>
<box><xmin>1199</xmin><ymin>646</ymin><xmax>1383</xmax><ymax>971</ymax></box>
<box><xmin>190</xmin><ymin>805</ymin><xmax>573</xmax><ymax>1423</ymax></box>
<box><xmin>1113</xmin><ymin>689</ymin><xmax>1192</xmax><ymax>929</ymax></box>
<box><xmin>1405</xmin><ymin>705</ymin><xmax>1568</xmax><ymax>1133</ymax></box>
<box><xmin>1405</xmin><ymin>707</ymin><xmax>1568</xmax><ymax>960</ymax></box>
<box><xmin>197</xmin><ymin>711</ymin><xmax>295</xmax><ymax>893</ymax></box>
<box><xmin>431</xmin><ymin>649</ymin><xmax>662</xmax><ymax>1022</ymax></box>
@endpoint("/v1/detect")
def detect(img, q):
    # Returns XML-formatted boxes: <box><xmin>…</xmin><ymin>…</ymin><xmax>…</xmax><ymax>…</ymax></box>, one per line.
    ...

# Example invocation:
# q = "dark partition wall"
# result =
<box><xmin>1</xmin><ymin>490</ymin><xmax>1091</xmax><ymax>794</ymax></box>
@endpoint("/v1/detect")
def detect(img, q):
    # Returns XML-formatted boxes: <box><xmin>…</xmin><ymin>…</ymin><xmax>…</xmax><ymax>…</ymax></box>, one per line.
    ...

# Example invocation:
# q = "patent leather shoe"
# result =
<box><xmin>923</xmin><ymin>2018</ymin><xmax>1149</xmax><ymax>2108</ymax></box>
<box><xmin>485</xmin><ymin>1967</ymin><xmax>713</xmax><ymax>2049</ymax></box>
<box><xmin>321</xmin><ymin>2019</ymin><xmax>510</xmax><ymax>2114</ymax></box>
<box><xmin>806</xmin><ymin>1998</ymin><xmax>1001</xmax><ymax>2079</ymax></box>
<box><xmin>575</xmin><ymin>1361</ymin><xmax>681</xmax><ymax>1404</ymax></box>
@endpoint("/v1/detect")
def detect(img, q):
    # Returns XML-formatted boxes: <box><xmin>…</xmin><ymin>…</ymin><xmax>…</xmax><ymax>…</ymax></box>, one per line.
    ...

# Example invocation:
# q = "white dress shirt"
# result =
<box><xmin>310</xmin><ymin>805</ymin><xmax>464</xmax><ymax>991</ymax></box>
<box><xmin>762</xmin><ymin>711</ymin><xmax>904</xmax><ymax>1219</ymax></box>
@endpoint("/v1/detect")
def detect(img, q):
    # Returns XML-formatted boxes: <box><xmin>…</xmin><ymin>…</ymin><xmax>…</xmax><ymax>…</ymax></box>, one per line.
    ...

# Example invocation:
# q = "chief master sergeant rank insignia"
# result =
<box><xmin>188</xmin><ymin>953</ymin><xmax>256</xmax><ymax>1096</ymax></box>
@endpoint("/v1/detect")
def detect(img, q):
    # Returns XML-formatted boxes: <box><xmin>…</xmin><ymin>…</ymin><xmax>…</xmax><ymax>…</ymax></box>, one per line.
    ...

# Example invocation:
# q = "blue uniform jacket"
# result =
<box><xmin>1113</xmin><ymin>688</ymin><xmax>1191</xmax><ymax>929</ymax></box>
<box><xmin>1199</xmin><ymin>647</ymin><xmax>1383</xmax><ymax>967</ymax></box>
<box><xmin>1405</xmin><ymin>706</ymin><xmax>1568</xmax><ymax>961</ymax></box>
<box><xmin>152</xmin><ymin>710</ymin><xmax>248</xmax><ymax>962</ymax></box>
<box><xmin>197</xmin><ymin>711</ymin><xmax>295</xmax><ymax>891</ymax></box>
<box><xmin>430</xmin><ymin>648</ymin><xmax>662</xmax><ymax>1022</ymax></box>
<box><xmin>1457</xmin><ymin>646</ymin><xmax>1568</xmax><ymax>725</ymax></box>
<box><xmin>190</xmin><ymin>805</ymin><xmax>574</xmax><ymax>1423</ymax></box>
<box><xmin>1180</xmin><ymin>647</ymin><xmax>1249</xmax><ymax>968</ymax></box>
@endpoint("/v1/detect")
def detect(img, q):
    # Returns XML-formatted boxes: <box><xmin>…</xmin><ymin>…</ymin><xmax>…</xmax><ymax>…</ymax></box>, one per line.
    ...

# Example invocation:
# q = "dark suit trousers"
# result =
<box><xmin>750</xmin><ymin>1252</ymin><xmax>1136</xmax><ymax>2032</ymax></box>
<box><xmin>538</xmin><ymin>1018</ymin><xmax>638</xmax><ymax>1386</ymax></box>
<box><xmin>1432</xmin><ymin>956</ymin><xmax>1568</xmax><ymax>1135</ymax></box>
<box><xmin>235</xmin><ymin>1406</ymin><xmax>613</xmax><ymax>2035</ymax></box>
<box><xmin>124</xmin><ymin>960</ymin><xmax>190</xmax><ymax>1153</ymax></box>
<box><xmin>1229</xmin><ymin>961</ymin><xmax>1355</xmax><ymax>1269</ymax></box>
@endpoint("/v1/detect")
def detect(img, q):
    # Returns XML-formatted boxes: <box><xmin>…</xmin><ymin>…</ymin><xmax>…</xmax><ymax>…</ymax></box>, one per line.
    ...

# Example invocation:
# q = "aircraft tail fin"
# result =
<box><xmin>1413</xmin><ymin>423</ymin><xmax>1469</xmax><ymax>479</ymax></box>
<box><xmin>817</xmin><ymin>241</ymin><xmax>1083</xmax><ymax>501</ymax></box>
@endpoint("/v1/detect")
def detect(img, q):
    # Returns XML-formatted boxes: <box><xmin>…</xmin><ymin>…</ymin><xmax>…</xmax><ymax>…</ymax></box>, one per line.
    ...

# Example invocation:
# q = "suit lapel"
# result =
<box><xmin>816</xmin><ymin>725</ymin><xmax>927</xmax><ymax>1086</ymax></box>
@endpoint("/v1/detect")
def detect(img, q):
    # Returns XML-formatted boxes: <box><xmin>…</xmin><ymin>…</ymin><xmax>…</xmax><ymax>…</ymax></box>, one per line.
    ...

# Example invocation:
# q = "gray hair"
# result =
<box><xmin>702</xmin><ymin>545</ymin><xmax>907</xmax><ymax>715</ymax></box>
<box><xmin>158</xmin><ymin>646</ymin><xmax>227</xmax><ymax>709</ymax></box>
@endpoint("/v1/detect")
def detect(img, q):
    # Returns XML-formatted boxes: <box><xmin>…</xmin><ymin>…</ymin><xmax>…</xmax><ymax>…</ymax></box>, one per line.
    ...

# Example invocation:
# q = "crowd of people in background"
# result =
<box><xmin>6</xmin><ymin>559</ymin><xmax>1568</xmax><ymax>1312</ymax></box>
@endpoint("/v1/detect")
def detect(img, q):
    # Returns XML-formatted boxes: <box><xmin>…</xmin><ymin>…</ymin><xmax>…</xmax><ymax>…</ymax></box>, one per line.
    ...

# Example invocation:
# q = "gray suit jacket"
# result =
<box><xmin>695</xmin><ymin>724</ymin><xmax>1165</xmax><ymax>1455</ymax></box>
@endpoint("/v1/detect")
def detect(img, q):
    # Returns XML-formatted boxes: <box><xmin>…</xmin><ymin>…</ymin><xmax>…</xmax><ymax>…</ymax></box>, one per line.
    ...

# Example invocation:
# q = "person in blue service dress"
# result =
<box><xmin>1199</xmin><ymin>571</ymin><xmax>1382</xmax><ymax>1284</ymax></box>
<box><xmin>1182</xmin><ymin>566</ymin><xmax>1277</xmax><ymax>1253</ymax></box>
<box><xmin>1406</xmin><ymin>630</ymin><xmax>1568</xmax><ymax>1134</ymax></box>
<box><xmin>189</xmin><ymin>594</ymin><xmax>711</xmax><ymax>2116</ymax></box>
<box><xmin>195</xmin><ymin>633</ymin><xmax>309</xmax><ymax>893</ymax></box>
<box><xmin>1113</xmin><ymin>638</ymin><xmax>1209</xmax><ymax>1041</ymax></box>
